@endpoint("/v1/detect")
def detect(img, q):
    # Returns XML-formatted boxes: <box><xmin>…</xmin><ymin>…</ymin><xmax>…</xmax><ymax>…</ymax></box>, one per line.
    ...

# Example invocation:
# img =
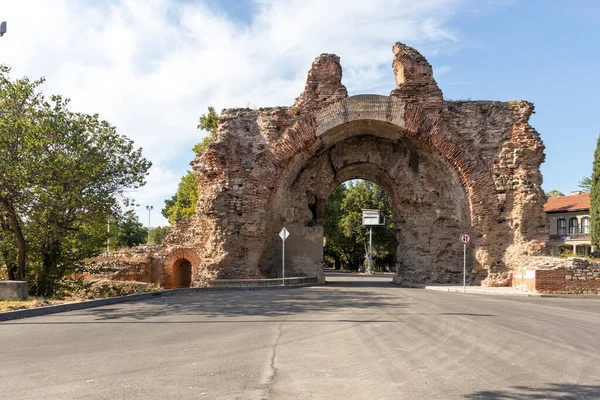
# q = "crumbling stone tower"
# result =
<box><xmin>161</xmin><ymin>42</ymin><xmax>547</xmax><ymax>287</ymax></box>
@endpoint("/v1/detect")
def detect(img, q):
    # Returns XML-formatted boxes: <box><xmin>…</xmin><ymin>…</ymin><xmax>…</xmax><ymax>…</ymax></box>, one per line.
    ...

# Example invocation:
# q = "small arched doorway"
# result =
<box><xmin>173</xmin><ymin>258</ymin><xmax>192</xmax><ymax>288</ymax></box>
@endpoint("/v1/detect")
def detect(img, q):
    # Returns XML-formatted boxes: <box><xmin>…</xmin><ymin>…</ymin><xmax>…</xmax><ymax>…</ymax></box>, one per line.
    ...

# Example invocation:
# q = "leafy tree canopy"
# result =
<box><xmin>163</xmin><ymin>107</ymin><xmax>216</xmax><ymax>224</ymax></box>
<box><xmin>192</xmin><ymin>106</ymin><xmax>219</xmax><ymax>154</ymax></box>
<box><xmin>162</xmin><ymin>171</ymin><xmax>198</xmax><ymax>224</ymax></box>
<box><xmin>0</xmin><ymin>65</ymin><xmax>151</xmax><ymax>296</ymax></box>
<box><xmin>579</xmin><ymin>176</ymin><xmax>591</xmax><ymax>193</ymax></box>
<box><xmin>323</xmin><ymin>180</ymin><xmax>398</xmax><ymax>272</ymax></box>
<box><xmin>546</xmin><ymin>189</ymin><xmax>564</xmax><ymax>198</ymax></box>
<box><xmin>590</xmin><ymin>135</ymin><xmax>600</xmax><ymax>246</ymax></box>
<box><xmin>150</xmin><ymin>225</ymin><xmax>171</xmax><ymax>245</ymax></box>
<box><xmin>116</xmin><ymin>210</ymin><xmax>148</xmax><ymax>248</ymax></box>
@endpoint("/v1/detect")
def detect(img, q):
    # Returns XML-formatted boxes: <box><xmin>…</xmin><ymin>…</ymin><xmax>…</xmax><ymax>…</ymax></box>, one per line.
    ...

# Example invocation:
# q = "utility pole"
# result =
<box><xmin>368</xmin><ymin>226</ymin><xmax>373</xmax><ymax>274</ymax></box>
<box><xmin>146</xmin><ymin>205</ymin><xmax>153</xmax><ymax>244</ymax></box>
<box><xmin>107</xmin><ymin>217</ymin><xmax>111</xmax><ymax>253</ymax></box>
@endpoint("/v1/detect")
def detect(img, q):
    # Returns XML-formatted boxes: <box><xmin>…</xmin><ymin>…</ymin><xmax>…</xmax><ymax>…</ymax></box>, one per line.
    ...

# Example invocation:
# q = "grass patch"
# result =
<box><xmin>0</xmin><ymin>298</ymin><xmax>67</xmax><ymax>312</ymax></box>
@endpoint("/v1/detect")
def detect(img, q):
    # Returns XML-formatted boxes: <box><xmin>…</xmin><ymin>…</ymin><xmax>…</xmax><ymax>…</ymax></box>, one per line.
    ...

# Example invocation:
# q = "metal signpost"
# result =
<box><xmin>279</xmin><ymin>227</ymin><xmax>289</xmax><ymax>286</ymax></box>
<box><xmin>459</xmin><ymin>232</ymin><xmax>472</xmax><ymax>292</ymax></box>
<box><xmin>146</xmin><ymin>205</ymin><xmax>153</xmax><ymax>244</ymax></box>
<box><xmin>362</xmin><ymin>210</ymin><xmax>384</xmax><ymax>275</ymax></box>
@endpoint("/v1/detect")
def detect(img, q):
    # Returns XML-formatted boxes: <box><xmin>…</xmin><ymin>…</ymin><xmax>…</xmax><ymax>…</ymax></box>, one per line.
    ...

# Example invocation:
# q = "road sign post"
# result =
<box><xmin>459</xmin><ymin>232</ymin><xmax>472</xmax><ymax>292</ymax></box>
<box><xmin>362</xmin><ymin>210</ymin><xmax>384</xmax><ymax>275</ymax></box>
<box><xmin>368</xmin><ymin>226</ymin><xmax>373</xmax><ymax>275</ymax></box>
<box><xmin>279</xmin><ymin>227</ymin><xmax>289</xmax><ymax>286</ymax></box>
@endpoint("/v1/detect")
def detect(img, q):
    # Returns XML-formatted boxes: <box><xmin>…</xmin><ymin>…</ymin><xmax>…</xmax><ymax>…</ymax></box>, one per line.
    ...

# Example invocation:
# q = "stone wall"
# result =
<box><xmin>170</xmin><ymin>41</ymin><xmax>546</xmax><ymax>286</ymax></box>
<box><xmin>513</xmin><ymin>257</ymin><xmax>600</xmax><ymax>294</ymax></box>
<box><xmin>88</xmin><ymin>42</ymin><xmax>547</xmax><ymax>288</ymax></box>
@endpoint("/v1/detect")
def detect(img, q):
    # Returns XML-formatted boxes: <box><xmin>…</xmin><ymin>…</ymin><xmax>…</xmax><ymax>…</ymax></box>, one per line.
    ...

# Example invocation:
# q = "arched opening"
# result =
<box><xmin>172</xmin><ymin>258</ymin><xmax>192</xmax><ymax>288</ymax></box>
<box><xmin>324</xmin><ymin>179</ymin><xmax>399</xmax><ymax>273</ymax></box>
<box><xmin>259</xmin><ymin>121</ymin><xmax>472</xmax><ymax>284</ymax></box>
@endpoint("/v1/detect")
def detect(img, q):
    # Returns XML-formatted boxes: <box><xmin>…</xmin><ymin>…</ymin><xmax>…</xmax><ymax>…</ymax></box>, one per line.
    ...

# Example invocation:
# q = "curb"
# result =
<box><xmin>538</xmin><ymin>294</ymin><xmax>600</xmax><ymax>299</ymax></box>
<box><xmin>0</xmin><ymin>281</ymin><xmax>322</xmax><ymax>322</ymax></box>
<box><xmin>400</xmin><ymin>284</ymin><xmax>541</xmax><ymax>297</ymax></box>
<box><xmin>401</xmin><ymin>284</ymin><xmax>600</xmax><ymax>299</ymax></box>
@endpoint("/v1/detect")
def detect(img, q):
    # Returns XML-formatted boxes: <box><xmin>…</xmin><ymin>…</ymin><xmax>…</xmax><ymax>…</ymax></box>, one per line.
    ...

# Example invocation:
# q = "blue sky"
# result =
<box><xmin>2</xmin><ymin>0</ymin><xmax>599</xmax><ymax>226</ymax></box>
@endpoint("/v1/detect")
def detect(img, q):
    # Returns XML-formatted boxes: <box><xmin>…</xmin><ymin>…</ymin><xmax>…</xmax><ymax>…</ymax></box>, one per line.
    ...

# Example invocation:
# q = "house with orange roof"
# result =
<box><xmin>544</xmin><ymin>191</ymin><xmax>592</xmax><ymax>256</ymax></box>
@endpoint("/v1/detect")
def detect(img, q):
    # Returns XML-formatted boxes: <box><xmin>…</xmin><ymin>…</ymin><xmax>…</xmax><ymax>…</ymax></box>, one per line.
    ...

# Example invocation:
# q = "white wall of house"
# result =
<box><xmin>546</xmin><ymin>211</ymin><xmax>592</xmax><ymax>256</ymax></box>
<box><xmin>547</xmin><ymin>211</ymin><xmax>590</xmax><ymax>235</ymax></box>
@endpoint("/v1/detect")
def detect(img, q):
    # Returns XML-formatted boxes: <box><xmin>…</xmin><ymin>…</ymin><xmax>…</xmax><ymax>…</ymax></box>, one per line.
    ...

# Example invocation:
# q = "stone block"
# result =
<box><xmin>0</xmin><ymin>281</ymin><xmax>28</xmax><ymax>300</ymax></box>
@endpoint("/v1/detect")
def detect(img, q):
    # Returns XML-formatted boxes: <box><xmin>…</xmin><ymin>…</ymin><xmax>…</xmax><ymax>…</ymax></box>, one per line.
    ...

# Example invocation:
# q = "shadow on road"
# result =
<box><xmin>1</xmin><ymin>274</ymin><xmax>496</xmax><ymax>324</ymax></box>
<box><xmin>464</xmin><ymin>383</ymin><xmax>600</xmax><ymax>399</ymax></box>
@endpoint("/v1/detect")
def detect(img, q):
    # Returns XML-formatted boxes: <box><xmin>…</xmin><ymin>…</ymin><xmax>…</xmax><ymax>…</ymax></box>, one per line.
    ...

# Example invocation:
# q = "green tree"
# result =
<box><xmin>0</xmin><ymin>214</ymin><xmax>18</xmax><ymax>280</ymax></box>
<box><xmin>163</xmin><ymin>107</ymin><xmax>217</xmax><ymax>224</ymax></box>
<box><xmin>192</xmin><ymin>106</ymin><xmax>219</xmax><ymax>154</ymax></box>
<box><xmin>323</xmin><ymin>185</ymin><xmax>350</xmax><ymax>269</ymax></box>
<box><xmin>545</xmin><ymin>189</ymin><xmax>564</xmax><ymax>198</ymax></box>
<box><xmin>162</xmin><ymin>171</ymin><xmax>198</xmax><ymax>224</ymax></box>
<box><xmin>591</xmin><ymin>136</ymin><xmax>600</xmax><ymax>247</ymax></box>
<box><xmin>116</xmin><ymin>210</ymin><xmax>148</xmax><ymax>248</ymax></box>
<box><xmin>0</xmin><ymin>65</ymin><xmax>45</xmax><ymax>280</ymax></box>
<box><xmin>0</xmin><ymin>65</ymin><xmax>151</xmax><ymax>295</ymax></box>
<box><xmin>323</xmin><ymin>180</ymin><xmax>398</xmax><ymax>271</ymax></box>
<box><xmin>149</xmin><ymin>225</ymin><xmax>171</xmax><ymax>245</ymax></box>
<box><xmin>579</xmin><ymin>176</ymin><xmax>591</xmax><ymax>193</ymax></box>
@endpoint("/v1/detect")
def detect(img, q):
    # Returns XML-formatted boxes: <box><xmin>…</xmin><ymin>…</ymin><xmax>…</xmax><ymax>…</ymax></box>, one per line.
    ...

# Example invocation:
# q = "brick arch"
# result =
<box><xmin>163</xmin><ymin>248</ymin><xmax>201</xmax><ymax>288</ymax></box>
<box><xmin>267</xmin><ymin>131</ymin><xmax>471</xmax><ymax>283</ymax></box>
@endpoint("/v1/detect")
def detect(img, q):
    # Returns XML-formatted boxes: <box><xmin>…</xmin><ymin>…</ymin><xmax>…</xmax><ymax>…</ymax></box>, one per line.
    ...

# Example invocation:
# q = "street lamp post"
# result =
<box><xmin>146</xmin><ymin>205</ymin><xmax>153</xmax><ymax>244</ymax></box>
<box><xmin>107</xmin><ymin>217</ymin><xmax>111</xmax><ymax>253</ymax></box>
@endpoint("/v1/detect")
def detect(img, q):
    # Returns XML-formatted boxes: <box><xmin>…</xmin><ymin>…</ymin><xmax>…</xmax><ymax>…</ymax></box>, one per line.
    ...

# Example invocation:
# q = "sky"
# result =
<box><xmin>1</xmin><ymin>0</ymin><xmax>599</xmax><ymax>227</ymax></box>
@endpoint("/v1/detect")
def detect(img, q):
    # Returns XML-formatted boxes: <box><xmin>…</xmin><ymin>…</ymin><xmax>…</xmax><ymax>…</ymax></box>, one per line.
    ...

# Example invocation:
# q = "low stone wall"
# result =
<box><xmin>0</xmin><ymin>281</ymin><xmax>28</xmax><ymax>300</ymax></box>
<box><xmin>83</xmin><ymin>259</ymin><xmax>152</xmax><ymax>283</ymax></box>
<box><xmin>85</xmin><ymin>246</ymin><xmax>166</xmax><ymax>285</ymax></box>
<box><xmin>513</xmin><ymin>257</ymin><xmax>600</xmax><ymax>295</ymax></box>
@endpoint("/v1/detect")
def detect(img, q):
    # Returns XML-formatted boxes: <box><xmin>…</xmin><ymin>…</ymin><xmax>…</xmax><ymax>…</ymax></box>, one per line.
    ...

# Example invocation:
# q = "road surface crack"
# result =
<box><xmin>262</xmin><ymin>305</ymin><xmax>291</xmax><ymax>399</ymax></box>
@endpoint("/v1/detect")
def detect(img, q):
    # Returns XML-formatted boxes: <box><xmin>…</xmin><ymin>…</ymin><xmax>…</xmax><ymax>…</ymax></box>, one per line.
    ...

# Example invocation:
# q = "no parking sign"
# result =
<box><xmin>459</xmin><ymin>232</ymin><xmax>472</xmax><ymax>245</ymax></box>
<box><xmin>459</xmin><ymin>232</ymin><xmax>471</xmax><ymax>291</ymax></box>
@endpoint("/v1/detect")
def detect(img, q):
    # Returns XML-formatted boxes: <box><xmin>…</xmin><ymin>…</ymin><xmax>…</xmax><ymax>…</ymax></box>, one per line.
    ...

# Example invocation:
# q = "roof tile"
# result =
<box><xmin>544</xmin><ymin>192</ymin><xmax>590</xmax><ymax>213</ymax></box>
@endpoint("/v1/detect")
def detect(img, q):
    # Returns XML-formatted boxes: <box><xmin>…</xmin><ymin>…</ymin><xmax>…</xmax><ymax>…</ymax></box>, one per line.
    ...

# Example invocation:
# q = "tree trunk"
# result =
<box><xmin>333</xmin><ymin>254</ymin><xmax>342</xmax><ymax>270</ymax></box>
<box><xmin>1</xmin><ymin>198</ymin><xmax>27</xmax><ymax>280</ymax></box>
<box><xmin>2</xmin><ymin>249</ymin><xmax>17</xmax><ymax>280</ymax></box>
<box><xmin>37</xmin><ymin>241</ymin><xmax>62</xmax><ymax>297</ymax></box>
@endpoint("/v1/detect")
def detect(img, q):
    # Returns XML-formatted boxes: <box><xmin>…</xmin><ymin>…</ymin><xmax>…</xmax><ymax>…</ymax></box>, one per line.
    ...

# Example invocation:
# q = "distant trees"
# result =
<box><xmin>590</xmin><ymin>135</ymin><xmax>600</xmax><ymax>247</ymax></box>
<box><xmin>0</xmin><ymin>65</ymin><xmax>151</xmax><ymax>296</ymax></box>
<box><xmin>164</xmin><ymin>107</ymin><xmax>218</xmax><ymax>224</ymax></box>
<box><xmin>115</xmin><ymin>210</ymin><xmax>148</xmax><ymax>248</ymax></box>
<box><xmin>324</xmin><ymin>180</ymin><xmax>398</xmax><ymax>271</ymax></box>
<box><xmin>149</xmin><ymin>226</ymin><xmax>171</xmax><ymax>245</ymax></box>
<box><xmin>545</xmin><ymin>189</ymin><xmax>564</xmax><ymax>198</ymax></box>
<box><xmin>192</xmin><ymin>106</ymin><xmax>219</xmax><ymax>154</ymax></box>
<box><xmin>579</xmin><ymin>176</ymin><xmax>591</xmax><ymax>193</ymax></box>
<box><xmin>162</xmin><ymin>171</ymin><xmax>198</xmax><ymax>224</ymax></box>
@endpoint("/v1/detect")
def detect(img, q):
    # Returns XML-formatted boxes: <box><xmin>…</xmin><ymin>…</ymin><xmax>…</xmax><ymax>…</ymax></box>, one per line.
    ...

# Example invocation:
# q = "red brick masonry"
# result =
<box><xmin>513</xmin><ymin>258</ymin><xmax>600</xmax><ymax>295</ymax></box>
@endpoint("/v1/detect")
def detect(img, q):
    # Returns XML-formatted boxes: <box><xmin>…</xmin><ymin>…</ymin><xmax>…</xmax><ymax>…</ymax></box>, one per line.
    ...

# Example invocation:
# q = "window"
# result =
<box><xmin>557</xmin><ymin>218</ymin><xmax>567</xmax><ymax>235</ymax></box>
<box><xmin>569</xmin><ymin>218</ymin><xmax>579</xmax><ymax>234</ymax></box>
<box><xmin>581</xmin><ymin>217</ymin><xmax>590</xmax><ymax>234</ymax></box>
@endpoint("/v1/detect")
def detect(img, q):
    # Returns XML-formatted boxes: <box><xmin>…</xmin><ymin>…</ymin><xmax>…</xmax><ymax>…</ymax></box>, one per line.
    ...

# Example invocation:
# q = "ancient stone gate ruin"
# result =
<box><xmin>93</xmin><ymin>42</ymin><xmax>547</xmax><ymax>288</ymax></box>
<box><xmin>152</xmin><ymin>41</ymin><xmax>547</xmax><ymax>288</ymax></box>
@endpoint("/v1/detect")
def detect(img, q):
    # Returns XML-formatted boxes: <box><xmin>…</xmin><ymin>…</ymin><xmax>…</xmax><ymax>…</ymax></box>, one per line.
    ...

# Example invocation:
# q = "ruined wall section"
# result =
<box><xmin>389</xmin><ymin>43</ymin><xmax>546</xmax><ymax>284</ymax></box>
<box><xmin>173</xmin><ymin>54</ymin><xmax>348</xmax><ymax>282</ymax></box>
<box><xmin>160</xmin><ymin>41</ymin><xmax>547</xmax><ymax>286</ymax></box>
<box><xmin>443</xmin><ymin>101</ymin><xmax>546</xmax><ymax>284</ymax></box>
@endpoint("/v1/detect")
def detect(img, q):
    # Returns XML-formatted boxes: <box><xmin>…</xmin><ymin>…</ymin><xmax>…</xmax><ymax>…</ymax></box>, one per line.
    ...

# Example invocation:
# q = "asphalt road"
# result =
<box><xmin>1</xmin><ymin>273</ymin><xmax>600</xmax><ymax>399</ymax></box>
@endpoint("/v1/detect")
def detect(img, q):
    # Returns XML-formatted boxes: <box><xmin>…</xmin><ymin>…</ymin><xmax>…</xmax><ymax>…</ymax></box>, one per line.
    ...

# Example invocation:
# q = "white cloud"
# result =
<box><xmin>1</xmin><ymin>0</ymin><xmax>479</xmax><ymax>225</ymax></box>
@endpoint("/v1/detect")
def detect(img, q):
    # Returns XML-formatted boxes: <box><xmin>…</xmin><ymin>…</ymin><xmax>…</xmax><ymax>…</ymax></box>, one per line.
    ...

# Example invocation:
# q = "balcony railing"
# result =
<box><xmin>549</xmin><ymin>233</ymin><xmax>590</xmax><ymax>241</ymax></box>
